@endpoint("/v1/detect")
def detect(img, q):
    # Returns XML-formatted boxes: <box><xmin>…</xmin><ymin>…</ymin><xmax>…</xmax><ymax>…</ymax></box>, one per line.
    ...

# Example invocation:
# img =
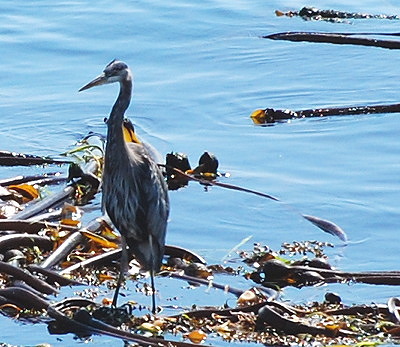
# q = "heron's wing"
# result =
<box><xmin>123</xmin><ymin>142</ymin><xmax>169</xmax><ymax>270</ymax></box>
<box><xmin>142</xmin><ymin>141</ymin><xmax>164</xmax><ymax>165</ymax></box>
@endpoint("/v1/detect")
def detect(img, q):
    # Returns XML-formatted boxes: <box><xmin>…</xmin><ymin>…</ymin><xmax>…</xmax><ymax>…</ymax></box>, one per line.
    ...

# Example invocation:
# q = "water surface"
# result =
<box><xmin>1</xmin><ymin>0</ymin><xmax>400</xmax><ymax>345</ymax></box>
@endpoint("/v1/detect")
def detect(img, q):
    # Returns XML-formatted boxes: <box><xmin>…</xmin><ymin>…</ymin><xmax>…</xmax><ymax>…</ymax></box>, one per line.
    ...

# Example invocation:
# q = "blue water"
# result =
<box><xmin>1</xmin><ymin>0</ymin><xmax>400</xmax><ymax>345</ymax></box>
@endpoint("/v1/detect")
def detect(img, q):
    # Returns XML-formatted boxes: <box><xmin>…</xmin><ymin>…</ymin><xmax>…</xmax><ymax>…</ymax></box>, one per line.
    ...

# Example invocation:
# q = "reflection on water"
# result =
<box><xmin>1</xmin><ymin>0</ymin><xmax>400</xmax><ymax>345</ymax></box>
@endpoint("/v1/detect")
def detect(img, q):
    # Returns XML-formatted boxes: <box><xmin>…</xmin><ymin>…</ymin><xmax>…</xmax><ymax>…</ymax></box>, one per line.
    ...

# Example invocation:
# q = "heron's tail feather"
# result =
<box><xmin>126</xmin><ymin>235</ymin><xmax>164</xmax><ymax>273</ymax></box>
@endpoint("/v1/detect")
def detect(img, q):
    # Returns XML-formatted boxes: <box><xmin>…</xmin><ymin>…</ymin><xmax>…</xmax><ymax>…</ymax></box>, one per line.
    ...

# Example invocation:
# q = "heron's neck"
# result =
<box><xmin>107</xmin><ymin>77</ymin><xmax>132</xmax><ymax>149</ymax></box>
<box><xmin>110</xmin><ymin>77</ymin><xmax>132</xmax><ymax>124</ymax></box>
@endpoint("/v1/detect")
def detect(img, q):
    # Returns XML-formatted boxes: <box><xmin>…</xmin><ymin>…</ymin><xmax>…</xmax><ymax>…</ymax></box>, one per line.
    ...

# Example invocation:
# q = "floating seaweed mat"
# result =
<box><xmin>264</xmin><ymin>32</ymin><xmax>400</xmax><ymax>49</ymax></box>
<box><xmin>275</xmin><ymin>6</ymin><xmax>400</xmax><ymax>21</ymax></box>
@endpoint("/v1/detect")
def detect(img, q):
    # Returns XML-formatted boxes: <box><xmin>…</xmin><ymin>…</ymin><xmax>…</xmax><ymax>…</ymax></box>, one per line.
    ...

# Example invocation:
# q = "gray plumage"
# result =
<box><xmin>79</xmin><ymin>60</ymin><xmax>169</xmax><ymax>312</ymax></box>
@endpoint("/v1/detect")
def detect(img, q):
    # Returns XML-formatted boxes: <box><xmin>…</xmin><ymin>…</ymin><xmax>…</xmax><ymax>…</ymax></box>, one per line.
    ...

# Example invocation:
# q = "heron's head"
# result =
<box><xmin>79</xmin><ymin>60</ymin><xmax>132</xmax><ymax>92</ymax></box>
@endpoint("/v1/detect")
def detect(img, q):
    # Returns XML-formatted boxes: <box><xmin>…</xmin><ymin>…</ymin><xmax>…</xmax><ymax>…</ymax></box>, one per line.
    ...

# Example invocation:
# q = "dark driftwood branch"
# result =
<box><xmin>290</xmin><ymin>263</ymin><xmax>400</xmax><ymax>283</ymax></box>
<box><xmin>325</xmin><ymin>303</ymin><xmax>389</xmax><ymax>316</ymax></box>
<box><xmin>169</xmin><ymin>299</ymin><xmax>356</xmax><ymax>337</ymax></box>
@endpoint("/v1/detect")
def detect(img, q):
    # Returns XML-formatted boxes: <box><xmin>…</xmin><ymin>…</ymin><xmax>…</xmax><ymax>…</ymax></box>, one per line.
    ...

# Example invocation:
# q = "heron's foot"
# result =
<box><xmin>92</xmin><ymin>303</ymin><xmax>132</xmax><ymax>326</ymax></box>
<box><xmin>152</xmin><ymin>304</ymin><xmax>162</xmax><ymax>315</ymax></box>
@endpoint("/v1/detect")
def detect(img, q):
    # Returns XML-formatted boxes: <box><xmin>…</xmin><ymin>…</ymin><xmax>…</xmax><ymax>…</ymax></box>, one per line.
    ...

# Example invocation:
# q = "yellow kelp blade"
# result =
<box><xmin>60</xmin><ymin>203</ymin><xmax>82</xmax><ymax>227</ymax></box>
<box><xmin>81</xmin><ymin>230</ymin><xmax>119</xmax><ymax>249</ymax></box>
<box><xmin>250</xmin><ymin>109</ymin><xmax>267</xmax><ymax>125</ymax></box>
<box><xmin>186</xmin><ymin>330</ymin><xmax>207</xmax><ymax>344</ymax></box>
<box><xmin>8</xmin><ymin>184</ymin><xmax>39</xmax><ymax>203</ymax></box>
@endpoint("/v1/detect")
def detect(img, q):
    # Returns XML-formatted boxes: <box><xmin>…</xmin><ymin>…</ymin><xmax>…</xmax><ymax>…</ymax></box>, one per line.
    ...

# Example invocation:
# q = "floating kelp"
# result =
<box><xmin>0</xmin><ymin>219</ymin><xmax>78</xmax><ymax>236</ymax></box>
<box><xmin>250</xmin><ymin>103</ymin><xmax>400</xmax><ymax>125</ymax></box>
<box><xmin>0</xmin><ymin>135</ymin><xmax>399</xmax><ymax>346</ymax></box>
<box><xmin>0</xmin><ymin>287</ymin><xmax>50</xmax><ymax>311</ymax></box>
<box><xmin>264</xmin><ymin>31</ymin><xmax>400</xmax><ymax>49</ymax></box>
<box><xmin>186</xmin><ymin>152</ymin><xmax>219</xmax><ymax>177</ymax></box>
<box><xmin>4</xmin><ymin>230</ymin><xmax>400</xmax><ymax>346</ymax></box>
<box><xmin>27</xmin><ymin>264</ymin><xmax>82</xmax><ymax>286</ymax></box>
<box><xmin>303</xmin><ymin>214</ymin><xmax>347</xmax><ymax>242</ymax></box>
<box><xmin>0</xmin><ymin>151</ymin><xmax>72</xmax><ymax>166</ymax></box>
<box><xmin>275</xmin><ymin>6</ymin><xmax>399</xmax><ymax>22</ymax></box>
<box><xmin>47</xmin><ymin>303</ymin><xmax>199</xmax><ymax>346</ymax></box>
<box><xmin>243</xmin><ymin>242</ymin><xmax>400</xmax><ymax>289</ymax></box>
<box><xmin>165</xmin><ymin>152</ymin><xmax>192</xmax><ymax>190</ymax></box>
<box><xmin>0</xmin><ymin>172</ymin><xmax>66</xmax><ymax>187</ymax></box>
<box><xmin>0</xmin><ymin>261</ymin><xmax>58</xmax><ymax>295</ymax></box>
<box><xmin>7</xmin><ymin>183</ymin><xmax>39</xmax><ymax>203</ymax></box>
<box><xmin>165</xmin><ymin>151</ymin><xmax>220</xmax><ymax>190</ymax></box>
<box><xmin>0</xmin><ymin>233</ymin><xmax>53</xmax><ymax>254</ymax></box>
<box><xmin>251</xmin><ymin>258</ymin><xmax>400</xmax><ymax>288</ymax></box>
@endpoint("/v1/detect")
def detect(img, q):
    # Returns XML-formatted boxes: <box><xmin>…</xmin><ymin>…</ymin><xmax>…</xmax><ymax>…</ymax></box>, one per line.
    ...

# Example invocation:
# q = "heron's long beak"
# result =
<box><xmin>79</xmin><ymin>73</ymin><xmax>107</xmax><ymax>92</ymax></box>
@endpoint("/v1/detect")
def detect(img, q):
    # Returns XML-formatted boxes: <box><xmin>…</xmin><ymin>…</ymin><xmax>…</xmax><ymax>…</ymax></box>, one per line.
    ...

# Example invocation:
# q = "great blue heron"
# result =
<box><xmin>79</xmin><ymin>60</ymin><xmax>169</xmax><ymax>313</ymax></box>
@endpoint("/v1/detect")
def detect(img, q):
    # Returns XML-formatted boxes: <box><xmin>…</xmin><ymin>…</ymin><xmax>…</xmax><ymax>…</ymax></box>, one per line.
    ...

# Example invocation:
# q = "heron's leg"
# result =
<box><xmin>112</xmin><ymin>236</ymin><xmax>128</xmax><ymax>307</ymax></box>
<box><xmin>150</xmin><ymin>268</ymin><xmax>156</xmax><ymax>314</ymax></box>
<box><xmin>148</xmin><ymin>234</ymin><xmax>157</xmax><ymax>315</ymax></box>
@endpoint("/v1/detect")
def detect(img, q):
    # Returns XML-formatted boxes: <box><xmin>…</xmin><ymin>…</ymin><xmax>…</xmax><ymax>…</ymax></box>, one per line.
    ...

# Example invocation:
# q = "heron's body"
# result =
<box><xmin>103</xmin><ymin>140</ymin><xmax>168</xmax><ymax>272</ymax></box>
<box><xmin>80</xmin><ymin>60</ymin><xmax>169</xmax><ymax>312</ymax></box>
